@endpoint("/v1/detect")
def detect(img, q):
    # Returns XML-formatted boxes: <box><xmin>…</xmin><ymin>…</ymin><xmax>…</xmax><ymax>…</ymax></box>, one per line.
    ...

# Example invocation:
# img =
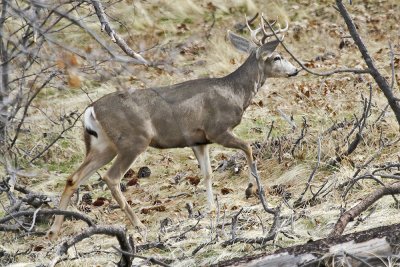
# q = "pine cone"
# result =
<box><xmin>120</xmin><ymin>182</ymin><xmax>127</xmax><ymax>192</ymax></box>
<box><xmin>137</xmin><ymin>166</ymin><xmax>151</xmax><ymax>178</ymax></box>
<box><xmin>82</xmin><ymin>193</ymin><xmax>92</xmax><ymax>205</ymax></box>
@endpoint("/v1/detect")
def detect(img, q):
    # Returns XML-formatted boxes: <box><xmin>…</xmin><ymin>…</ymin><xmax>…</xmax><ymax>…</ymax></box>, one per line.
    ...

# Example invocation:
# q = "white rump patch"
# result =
<box><xmin>84</xmin><ymin>106</ymin><xmax>98</xmax><ymax>133</ymax></box>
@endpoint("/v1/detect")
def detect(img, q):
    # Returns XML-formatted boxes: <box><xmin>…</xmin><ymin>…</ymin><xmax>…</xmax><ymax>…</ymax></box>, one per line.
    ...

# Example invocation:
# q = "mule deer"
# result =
<box><xmin>47</xmin><ymin>14</ymin><xmax>298</xmax><ymax>239</ymax></box>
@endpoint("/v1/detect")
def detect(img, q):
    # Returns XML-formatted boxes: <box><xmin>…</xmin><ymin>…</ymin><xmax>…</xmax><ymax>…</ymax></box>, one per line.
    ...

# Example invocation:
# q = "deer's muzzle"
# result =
<box><xmin>288</xmin><ymin>69</ymin><xmax>300</xmax><ymax>77</ymax></box>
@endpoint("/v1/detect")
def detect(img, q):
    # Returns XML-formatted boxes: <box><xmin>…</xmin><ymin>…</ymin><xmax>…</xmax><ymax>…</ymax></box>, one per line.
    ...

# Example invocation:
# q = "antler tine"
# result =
<box><xmin>260</xmin><ymin>13</ymin><xmax>289</xmax><ymax>41</ymax></box>
<box><xmin>260</xmin><ymin>17</ymin><xmax>277</xmax><ymax>43</ymax></box>
<box><xmin>276</xmin><ymin>20</ymin><xmax>289</xmax><ymax>33</ymax></box>
<box><xmin>269</xmin><ymin>19</ymin><xmax>277</xmax><ymax>27</ymax></box>
<box><xmin>245</xmin><ymin>14</ymin><xmax>263</xmax><ymax>46</ymax></box>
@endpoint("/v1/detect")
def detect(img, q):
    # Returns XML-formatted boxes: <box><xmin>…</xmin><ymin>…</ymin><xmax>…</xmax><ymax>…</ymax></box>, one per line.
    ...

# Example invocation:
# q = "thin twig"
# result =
<box><xmin>344</xmin><ymin>252</ymin><xmax>374</xmax><ymax>267</ymax></box>
<box><xmin>264</xmin><ymin>19</ymin><xmax>370</xmax><ymax>76</ymax></box>
<box><xmin>294</xmin><ymin>136</ymin><xmax>321</xmax><ymax>207</ymax></box>
<box><xmin>231</xmin><ymin>207</ymin><xmax>243</xmax><ymax>240</ymax></box>
<box><xmin>28</xmin><ymin>206</ymin><xmax>41</xmax><ymax>232</ymax></box>
<box><xmin>90</xmin><ymin>0</ymin><xmax>148</xmax><ymax>65</ymax></box>
<box><xmin>251</xmin><ymin>163</ymin><xmax>276</xmax><ymax>214</ymax></box>
<box><xmin>29</xmin><ymin>112</ymin><xmax>82</xmax><ymax>163</ymax></box>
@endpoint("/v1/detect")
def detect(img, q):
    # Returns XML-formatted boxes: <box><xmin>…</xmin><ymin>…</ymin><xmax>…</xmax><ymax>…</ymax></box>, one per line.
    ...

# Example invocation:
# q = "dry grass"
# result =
<box><xmin>1</xmin><ymin>0</ymin><xmax>400</xmax><ymax>266</ymax></box>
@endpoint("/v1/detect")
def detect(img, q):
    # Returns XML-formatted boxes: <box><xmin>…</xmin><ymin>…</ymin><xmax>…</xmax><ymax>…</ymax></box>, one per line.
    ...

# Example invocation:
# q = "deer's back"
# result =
<box><xmin>91</xmin><ymin>77</ymin><xmax>243</xmax><ymax>149</ymax></box>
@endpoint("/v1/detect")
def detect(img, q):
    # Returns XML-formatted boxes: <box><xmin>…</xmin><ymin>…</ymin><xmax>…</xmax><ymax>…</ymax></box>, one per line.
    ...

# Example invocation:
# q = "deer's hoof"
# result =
<box><xmin>46</xmin><ymin>228</ymin><xmax>60</xmax><ymax>241</ymax></box>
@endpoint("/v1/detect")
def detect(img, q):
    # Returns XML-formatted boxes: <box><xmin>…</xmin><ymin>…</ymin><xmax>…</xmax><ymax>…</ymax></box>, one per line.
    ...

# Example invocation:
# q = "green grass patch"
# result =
<box><xmin>48</xmin><ymin>153</ymin><xmax>82</xmax><ymax>174</ymax></box>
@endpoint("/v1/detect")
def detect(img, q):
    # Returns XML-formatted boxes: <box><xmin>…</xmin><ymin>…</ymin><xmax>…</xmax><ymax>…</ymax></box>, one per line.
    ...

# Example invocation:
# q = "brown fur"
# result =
<box><xmin>83</xmin><ymin>130</ymin><xmax>91</xmax><ymax>155</ymax></box>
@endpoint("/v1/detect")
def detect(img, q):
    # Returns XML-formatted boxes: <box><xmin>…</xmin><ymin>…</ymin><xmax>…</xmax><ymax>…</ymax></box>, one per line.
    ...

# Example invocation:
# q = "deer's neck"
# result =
<box><xmin>224</xmin><ymin>52</ymin><xmax>266</xmax><ymax>109</ymax></box>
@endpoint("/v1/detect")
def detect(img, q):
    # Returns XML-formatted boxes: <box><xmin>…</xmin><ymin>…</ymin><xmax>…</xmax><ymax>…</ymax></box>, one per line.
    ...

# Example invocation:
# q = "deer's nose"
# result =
<box><xmin>288</xmin><ymin>69</ymin><xmax>300</xmax><ymax>77</ymax></box>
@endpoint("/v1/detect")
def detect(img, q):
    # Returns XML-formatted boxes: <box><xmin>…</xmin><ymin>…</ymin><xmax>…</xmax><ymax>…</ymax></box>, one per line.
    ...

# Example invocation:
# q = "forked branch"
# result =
<box><xmin>51</xmin><ymin>226</ymin><xmax>133</xmax><ymax>267</ymax></box>
<box><xmin>90</xmin><ymin>0</ymin><xmax>148</xmax><ymax>65</ymax></box>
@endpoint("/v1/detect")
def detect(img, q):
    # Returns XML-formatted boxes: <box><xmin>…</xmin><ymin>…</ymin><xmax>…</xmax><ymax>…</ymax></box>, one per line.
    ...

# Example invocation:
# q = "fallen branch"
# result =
<box><xmin>136</xmin><ymin>242</ymin><xmax>167</xmax><ymax>253</ymax></box>
<box><xmin>0</xmin><ymin>223</ymin><xmax>20</xmax><ymax>232</ymax></box>
<box><xmin>112</xmin><ymin>245</ymin><xmax>171</xmax><ymax>267</ymax></box>
<box><xmin>221</xmin><ymin>233</ymin><xmax>276</xmax><ymax>247</ymax></box>
<box><xmin>329</xmin><ymin>181</ymin><xmax>400</xmax><ymax>237</ymax></box>
<box><xmin>52</xmin><ymin>225</ymin><xmax>133</xmax><ymax>267</ymax></box>
<box><xmin>191</xmin><ymin>238</ymin><xmax>217</xmax><ymax>256</ymax></box>
<box><xmin>215</xmin><ymin>223</ymin><xmax>400</xmax><ymax>267</ymax></box>
<box><xmin>0</xmin><ymin>209</ymin><xmax>94</xmax><ymax>228</ymax></box>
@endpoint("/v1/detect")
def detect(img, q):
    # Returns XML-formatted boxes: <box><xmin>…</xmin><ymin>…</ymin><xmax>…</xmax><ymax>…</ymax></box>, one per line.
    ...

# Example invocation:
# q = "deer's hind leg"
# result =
<box><xmin>47</xmin><ymin>140</ymin><xmax>116</xmax><ymax>239</ymax></box>
<box><xmin>102</xmin><ymin>144</ymin><xmax>148</xmax><ymax>230</ymax></box>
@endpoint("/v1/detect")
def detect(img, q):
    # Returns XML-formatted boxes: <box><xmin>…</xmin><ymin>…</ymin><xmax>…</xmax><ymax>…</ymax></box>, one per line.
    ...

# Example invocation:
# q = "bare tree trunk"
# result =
<box><xmin>0</xmin><ymin>0</ymin><xmax>9</xmax><ymax>144</ymax></box>
<box><xmin>336</xmin><ymin>0</ymin><xmax>400</xmax><ymax>126</ymax></box>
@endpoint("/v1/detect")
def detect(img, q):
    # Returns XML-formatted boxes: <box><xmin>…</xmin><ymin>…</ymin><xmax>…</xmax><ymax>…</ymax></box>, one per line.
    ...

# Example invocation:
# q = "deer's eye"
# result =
<box><xmin>273</xmin><ymin>56</ymin><xmax>281</xmax><ymax>61</ymax></box>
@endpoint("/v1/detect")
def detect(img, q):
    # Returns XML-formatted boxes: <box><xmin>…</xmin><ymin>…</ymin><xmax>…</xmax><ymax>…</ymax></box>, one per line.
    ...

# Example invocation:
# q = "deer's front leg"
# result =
<box><xmin>192</xmin><ymin>145</ymin><xmax>214</xmax><ymax>209</ymax></box>
<box><xmin>209</xmin><ymin>131</ymin><xmax>259</xmax><ymax>193</ymax></box>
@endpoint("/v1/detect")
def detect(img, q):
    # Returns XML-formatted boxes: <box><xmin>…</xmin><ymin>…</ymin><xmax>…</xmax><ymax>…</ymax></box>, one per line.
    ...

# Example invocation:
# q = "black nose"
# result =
<box><xmin>288</xmin><ymin>69</ymin><xmax>300</xmax><ymax>77</ymax></box>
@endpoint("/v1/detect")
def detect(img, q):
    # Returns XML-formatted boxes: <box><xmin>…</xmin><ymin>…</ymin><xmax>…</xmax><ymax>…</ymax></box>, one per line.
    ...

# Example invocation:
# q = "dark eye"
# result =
<box><xmin>273</xmin><ymin>56</ymin><xmax>281</xmax><ymax>61</ymax></box>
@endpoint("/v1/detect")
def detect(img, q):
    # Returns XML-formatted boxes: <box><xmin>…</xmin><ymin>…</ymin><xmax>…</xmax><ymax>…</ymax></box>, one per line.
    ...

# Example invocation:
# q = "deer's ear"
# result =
<box><xmin>227</xmin><ymin>30</ymin><xmax>254</xmax><ymax>53</ymax></box>
<box><xmin>256</xmin><ymin>39</ymin><xmax>280</xmax><ymax>60</ymax></box>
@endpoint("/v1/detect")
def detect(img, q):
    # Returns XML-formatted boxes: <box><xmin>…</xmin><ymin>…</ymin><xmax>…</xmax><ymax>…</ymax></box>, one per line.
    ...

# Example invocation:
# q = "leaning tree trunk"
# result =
<box><xmin>0</xmin><ymin>0</ymin><xmax>9</xmax><ymax>144</ymax></box>
<box><xmin>336</xmin><ymin>0</ymin><xmax>400</xmax><ymax>126</ymax></box>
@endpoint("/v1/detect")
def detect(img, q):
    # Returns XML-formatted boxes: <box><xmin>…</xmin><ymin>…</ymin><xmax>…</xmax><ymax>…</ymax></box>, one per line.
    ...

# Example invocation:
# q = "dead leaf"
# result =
<box><xmin>206</xmin><ymin>2</ymin><xmax>217</xmax><ymax>12</ymax></box>
<box><xmin>68</xmin><ymin>73</ymin><xmax>81</xmax><ymax>88</ymax></box>
<box><xmin>127</xmin><ymin>178</ymin><xmax>139</xmax><ymax>186</ymax></box>
<box><xmin>141</xmin><ymin>205</ymin><xmax>166</xmax><ymax>214</ymax></box>
<box><xmin>56</xmin><ymin>58</ymin><xmax>65</xmax><ymax>70</ymax></box>
<box><xmin>85</xmin><ymin>45</ymin><xmax>93</xmax><ymax>54</ymax></box>
<box><xmin>33</xmin><ymin>245</ymin><xmax>44</xmax><ymax>252</ymax></box>
<box><xmin>124</xmin><ymin>168</ymin><xmax>135</xmax><ymax>178</ymax></box>
<box><xmin>92</xmin><ymin>197</ymin><xmax>108</xmax><ymax>207</ymax></box>
<box><xmin>186</xmin><ymin>176</ymin><xmax>201</xmax><ymax>186</ymax></box>
<box><xmin>221</xmin><ymin>187</ymin><xmax>233</xmax><ymax>195</ymax></box>
<box><xmin>68</xmin><ymin>54</ymin><xmax>79</xmax><ymax>66</ymax></box>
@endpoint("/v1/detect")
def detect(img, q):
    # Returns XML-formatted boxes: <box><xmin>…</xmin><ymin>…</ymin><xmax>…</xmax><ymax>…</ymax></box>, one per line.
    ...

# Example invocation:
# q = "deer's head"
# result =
<box><xmin>228</xmin><ymin>14</ymin><xmax>299</xmax><ymax>79</ymax></box>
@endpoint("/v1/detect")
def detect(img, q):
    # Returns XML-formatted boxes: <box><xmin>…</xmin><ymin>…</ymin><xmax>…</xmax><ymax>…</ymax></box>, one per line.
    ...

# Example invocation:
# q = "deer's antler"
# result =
<box><xmin>245</xmin><ymin>13</ymin><xmax>288</xmax><ymax>45</ymax></box>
